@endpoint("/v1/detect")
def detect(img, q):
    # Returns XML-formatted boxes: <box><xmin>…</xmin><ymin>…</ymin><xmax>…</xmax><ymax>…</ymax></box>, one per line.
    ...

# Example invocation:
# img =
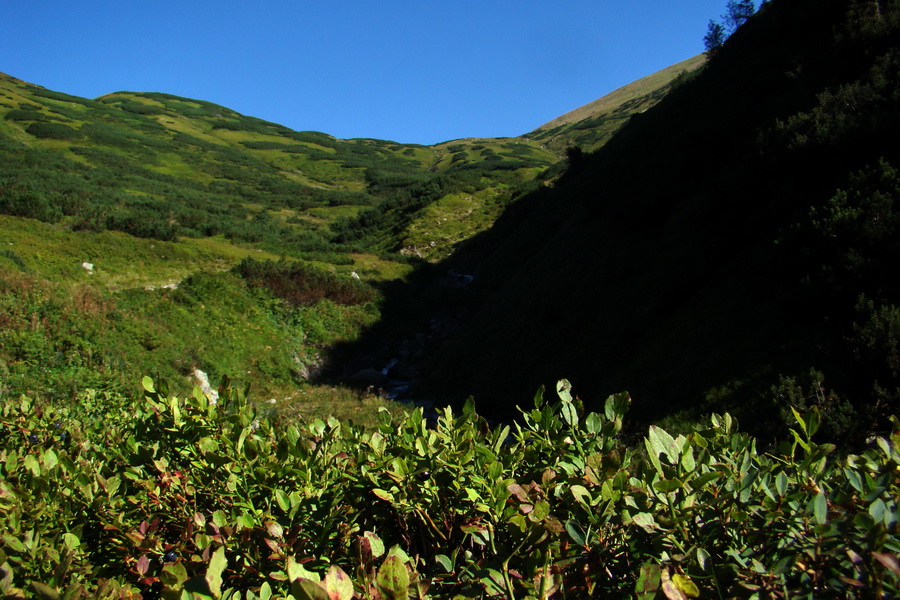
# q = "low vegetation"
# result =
<box><xmin>1</xmin><ymin>0</ymin><xmax>899</xmax><ymax>597</ymax></box>
<box><xmin>0</xmin><ymin>379</ymin><xmax>896</xmax><ymax>598</ymax></box>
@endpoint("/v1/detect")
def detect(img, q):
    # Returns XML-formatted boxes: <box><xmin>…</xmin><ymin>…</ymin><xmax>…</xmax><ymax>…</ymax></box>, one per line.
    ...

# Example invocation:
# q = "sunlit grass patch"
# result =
<box><xmin>272</xmin><ymin>384</ymin><xmax>410</xmax><ymax>428</ymax></box>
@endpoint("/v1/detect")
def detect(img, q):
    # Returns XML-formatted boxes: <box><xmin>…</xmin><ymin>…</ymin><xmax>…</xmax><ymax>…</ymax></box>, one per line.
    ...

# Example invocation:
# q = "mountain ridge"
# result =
<box><xmin>531</xmin><ymin>53</ymin><xmax>706</xmax><ymax>132</ymax></box>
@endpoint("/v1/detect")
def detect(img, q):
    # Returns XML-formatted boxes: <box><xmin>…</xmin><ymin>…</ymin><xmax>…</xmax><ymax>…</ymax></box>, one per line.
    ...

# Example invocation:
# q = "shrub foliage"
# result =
<box><xmin>0</xmin><ymin>379</ymin><xmax>897</xmax><ymax>599</ymax></box>
<box><xmin>235</xmin><ymin>258</ymin><xmax>376</xmax><ymax>307</ymax></box>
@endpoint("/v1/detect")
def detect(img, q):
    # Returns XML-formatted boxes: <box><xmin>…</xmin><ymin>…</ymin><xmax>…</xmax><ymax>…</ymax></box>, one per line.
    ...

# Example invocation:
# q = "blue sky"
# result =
<box><xmin>3</xmin><ymin>1</ymin><xmax>728</xmax><ymax>145</ymax></box>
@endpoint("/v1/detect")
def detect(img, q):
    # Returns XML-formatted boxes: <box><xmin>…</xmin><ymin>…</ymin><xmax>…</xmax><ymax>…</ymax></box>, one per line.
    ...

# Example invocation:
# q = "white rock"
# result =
<box><xmin>192</xmin><ymin>368</ymin><xmax>219</xmax><ymax>404</ymax></box>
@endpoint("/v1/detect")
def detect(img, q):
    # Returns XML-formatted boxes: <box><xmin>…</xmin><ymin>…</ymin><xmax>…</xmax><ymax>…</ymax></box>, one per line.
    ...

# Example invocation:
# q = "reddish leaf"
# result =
<box><xmin>873</xmin><ymin>552</ymin><xmax>900</xmax><ymax>576</ymax></box>
<box><xmin>135</xmin><ymin>555</ymin><xmax>150</xmax><ymax>577</ymax></box>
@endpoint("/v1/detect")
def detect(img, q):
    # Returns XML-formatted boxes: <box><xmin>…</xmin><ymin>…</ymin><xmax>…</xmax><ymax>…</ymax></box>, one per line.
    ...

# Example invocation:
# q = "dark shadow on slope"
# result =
<box><xmin>320</xmin><ymin>0</ymin><xmax>900</xmax><ymax>440</ymax></box>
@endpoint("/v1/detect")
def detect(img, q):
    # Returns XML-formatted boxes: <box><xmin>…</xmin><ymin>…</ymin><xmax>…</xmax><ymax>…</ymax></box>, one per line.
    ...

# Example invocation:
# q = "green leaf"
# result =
<box><xmin>3</xmin><ymin>535</ymin><xmax>26</xmax><ymax>554</ymax></box>
<box><xmin>531</xmin><ymin>499</ymin><xmax>551</xmax><ymax>521</ymax></box>
<box><xmin>635</xmin><ymin>561</ymin><xmax>661</xmax><ymax>600</ymax></box>
<box><xmin>691</xmin><ymin>470</ymin><xmax>724</xmax><ymax>489</ymax></box>
<box><xmin>62</xmin><ymin>533</ymin><xmax>80</xmax><ymax>551</ymax></box>
<box><xmin>106</xmin><ymin>475</ymin><xmax>121</xmax><ymax>498</ymax></box>
<box><xmin>275</xmin><ymin>489</ymin><xmax>290</xmax><ymax>512</ymax></box>
<box><xmin>560</xmin><ymin>400</ymin><xmax>578</xmax><ymax>428</ymax></box>
<box><xmin>654</xmin><ymin>478</ymin><xmax>684</xmax><ymax>493</ymax></box>
<box><xmin>556</xmin><ymin>379</ymin><xmax>573</xmax><ymax>402</ymax></box>
<box><xmin>644</xmin><ymin>437</ymin><xmax>664</xmax><ymax>476</ymax></box>
<box><xmin>258</xmin><ymin>582</ymin><xmax>273</xmax><ymax>600</ymax></box>
<box><xmin>42</xmin><ymin>449</ymin><xmax>58</xmax><ymax>471</ymax></box>
<box><xmin>236</xmin><ymin>428</ymin><xmax>250</xmax><ymax>454</ymax></box>
<box><xmin>605</xmin><ymin>392</ymin><xmax>631</xmax><ymax>421</ymax></box>
<box><xmin>679</xmin><ymin>445</ymin><xmax>695</xmax><ymax>472</ymax></box>
<box><xmin>375</xmin><ymin>555</ymin><xmax>409</xmax><ymax>600</ymax></box>
<box><xmin>321</xmin><ymin>566</ymin><xmax>353</xmax><ymax>600</ymax></box>
<box><xmin>791</xmin><ymin>406</ymin><xmax>807</xmax><ymax>436</ymax></box>
<box><xmin>869</xmin><ymin>498</ymin><xmax>887</xmax><ymax>524</ymax></box>
<box><xmin>23</xmin><ymin>455</ymin><xmax>40</xmax><ymax>477</ymax></box>
<box><xmin>142</xmin><ymin>376</ymin><xmax>156</xmax><ymax>394</ymax></box>
<box><xmin>672</xmin><ymin>573</ymin><xmax>699</xmax><ymax>598</ymax></box>
<box><xmin>696</xmin><ymin>548</ymin><xmax>711</xmax><ymax>572</ymax></box>
<box><xmin>198</xmin><ymin>437</ymin><xmax>219</xmax><ymax>455</ymax></box>
<box><xmin>647</xmin><ymin>426</ymin><xmax>680</xmax><ymax>465</ymax></box>
<box><xmin>775</xmin><ymin>472</ymin><xmax>788</xmax><ymax>496</ymax></box>
<box><xmin>372</xmin><ymin>488</ymin><xmax>394</xmax><ymax>502</ymax></box>
<box><xmin>435</xmin><ymin>554</ymin><xmax>454</xmax><ymax>573</ymax></box>
<box><xmin>790</xmin><ymin>428</ymin><xmax>811</xmax><ymax>453</ymax></box>
<box><xmin>585</xmin><ymin>412</ymin><xmax>602</xmax><ymax>434</ymax></box>
<box><xmin>813</xmin><ymin>490</ymin><xmax>828</xmax><ymax>525</ymax></box>
<box><xmin>206</xmin><ymin>546</ymin><xmax>227</xmax><ymax>597</ymax></box>
<box><xmin>533</xmin><ymin>384</ymin><xmax>546</xmax><ymax>408</ymax></box>
<box><xmin>632</xmin><ymin>512</ymin><xmax>658</xmax><ymax>532</ymax></box>
<box><xmin>565</xmin><ymin>520</ymin><xmax>586</xmax><ymax>547</ymax></box>
<box><xmin>387</xmin><ymin>545</ymin><xmax>410</xmax><ymax>563</ymax></box>
<box><xmin>570</xmin><ymin>484</ymin><xmax>591</xmax><ymax>506</ymax></box>
<box><xmin>287</xmin><ymin>557</ymin><xmax>319</xmax><ymax>584</ymax></box>
<box><xmin>363</xmin><ymin>531</ymin><xmax>385</xmax><ymax>559</ymax></box>
<box><xmin>160</xmin><ymin>562</ymin><xmax>189</xmax><ymax>588</ymax></box>
<box><xmin>238</xmin><ymin>512</ymin><xmax>255</xmax><ymax>529</ymax></box>
<box><xmin>806</xmin><ymin>406</ymin><xmax>821</xmax><ymax>438</ymax></box>
<box><xmin>29</xmin><ymin>582</ymin><xmax>60</xmax><ymax>600</ymax></box>
<box><xmin>290</xmin><ymin>579</ymin><xmax>330</xmax><ymax>600</ymax></box>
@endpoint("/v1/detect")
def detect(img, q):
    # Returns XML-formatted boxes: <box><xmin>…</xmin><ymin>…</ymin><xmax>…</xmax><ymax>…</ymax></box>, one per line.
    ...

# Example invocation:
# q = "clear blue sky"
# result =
<box><xmin>3</xmin><ymin>0</ymin><xmax>729</xmax><ymax>145</ymax></box>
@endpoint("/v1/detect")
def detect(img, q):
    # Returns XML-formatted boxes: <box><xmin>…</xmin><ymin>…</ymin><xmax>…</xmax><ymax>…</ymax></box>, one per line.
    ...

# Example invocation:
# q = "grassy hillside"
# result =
<box><xmin>0</xmin><ymin>73</ymin><xmax>556</xmax><ymax>260</ymax></box>
<box><xmin>0</xmin><ymin>20</ymin><xmax>780</xmax><ymax>426</ymax></box>
<box><xmin>3</xmin><ymin>2</ymin><xmax>900</xmax><ymax>597</ymax></box>
<box><xmin>0</xmin><ymin>70</ymin><xmax>563</xmax><ymax>405</ymax></box>
<box><xmin>0</xmin><ymin>214</ymin><xmax>401</xmax><ymax>411</ymax></box>
<box><xmin>366</xmin><ymin>0</ymin><xmax>900</xmax><ymax>444</ymax></box>
<box><xmin>524</xmin><ymin>54</ymin><xmax>707</xmax><ymax>154</ymax></box>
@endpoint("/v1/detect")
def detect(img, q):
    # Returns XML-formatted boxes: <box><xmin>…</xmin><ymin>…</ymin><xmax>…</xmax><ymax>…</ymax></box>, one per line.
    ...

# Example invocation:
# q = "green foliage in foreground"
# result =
<box><xmin>1</xmin><ymin>379</ymin><xmax>898</xmax><ymax>599</ymax></box>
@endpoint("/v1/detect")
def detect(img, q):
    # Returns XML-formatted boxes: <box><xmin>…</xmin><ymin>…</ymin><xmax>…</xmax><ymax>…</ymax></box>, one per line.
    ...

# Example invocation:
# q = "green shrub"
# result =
<box><xmin>235</xmin><ymin>258</ymin><xmax>376</xmax><ymax>306</ymax></box>
<box><xmin>28</xmin><ymin>87</ymin><xmax>103</xmax><ymax>108</ymax></box>
<box><xmin>118</xmin><ymin>101</ymin><xmax>165</xmax><ymax>115</ymax></box>
<box><xmin>0</xmin><ymin>378</ymin><xmax>896</xmax><ymax>598</ymax></box>
<box><xmin>4</xmin><ymin>109</ymin><xmax>43</xmax><ymax>122</ymax></box>
<box><xmin>24</xmin><ymin>121</ymin><xmax>78</xmax><ymax>140</ymax></box>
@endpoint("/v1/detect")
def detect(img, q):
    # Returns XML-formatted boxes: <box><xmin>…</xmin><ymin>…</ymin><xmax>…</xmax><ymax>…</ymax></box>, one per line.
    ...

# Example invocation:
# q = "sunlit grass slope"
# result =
<box><xmin>526</xmin><ymin>54</ymin><xmax>707</xmax><ymax>153</ymax></box>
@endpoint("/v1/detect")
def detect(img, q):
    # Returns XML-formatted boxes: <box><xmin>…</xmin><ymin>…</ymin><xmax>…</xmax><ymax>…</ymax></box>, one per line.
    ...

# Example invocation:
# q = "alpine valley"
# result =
<box><xmin>1</xmin><ymin>0</ymin><xmax>899</xmax><ymax>597</ymax></box>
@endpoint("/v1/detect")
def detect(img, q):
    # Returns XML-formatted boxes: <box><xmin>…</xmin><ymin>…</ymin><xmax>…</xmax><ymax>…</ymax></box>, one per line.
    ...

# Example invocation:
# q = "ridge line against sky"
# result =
<box><xmin>3</xmin><ymin>1</ymin><xmax>729</xmax><ymax>145</ymax></box>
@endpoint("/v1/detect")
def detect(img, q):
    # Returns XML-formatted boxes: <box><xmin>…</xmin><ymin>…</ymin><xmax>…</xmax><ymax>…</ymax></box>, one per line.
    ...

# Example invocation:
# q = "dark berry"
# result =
<box><xmin>163</xmin><ymin>550</ymin><xmax>177</xmax><ymax>563</ymax></box>
<box><xmin>28</xmin><ymin>434</ymin><xmax>39</xmax><ymax>444</ymax></box>
<box><xmin>59</xmin><ymin>431</ymin><xmax>68</xmax><ymax>441</ymax></box>
<box><xmin>416</xmin><ymin>470</ymin><xmax>431</xmax><ymax>481</ymax></box>
<box><xmin>52</xmin><ymin>420</ymin><xmax>62</xmax><ymax>429</ymax></box>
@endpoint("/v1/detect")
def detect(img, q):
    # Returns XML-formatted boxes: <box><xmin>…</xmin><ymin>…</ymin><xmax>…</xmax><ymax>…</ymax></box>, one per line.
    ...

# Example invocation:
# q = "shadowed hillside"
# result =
<box><xmin>340</xmin><ymin>0</ymin><xmax>900</xmax><ymax>443</ymax></box>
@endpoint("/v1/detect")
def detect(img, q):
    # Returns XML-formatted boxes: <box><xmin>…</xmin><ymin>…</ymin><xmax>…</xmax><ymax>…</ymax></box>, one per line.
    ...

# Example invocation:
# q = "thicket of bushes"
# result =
<box><xmin>0</xmin><ymin>378</ymin><xmax>896</xmax><ymax>599</ymax></box>
<box><xmin>235</xmin><ymin>258</ymin><xmax>376</xmax><ymax>307</ymax></box>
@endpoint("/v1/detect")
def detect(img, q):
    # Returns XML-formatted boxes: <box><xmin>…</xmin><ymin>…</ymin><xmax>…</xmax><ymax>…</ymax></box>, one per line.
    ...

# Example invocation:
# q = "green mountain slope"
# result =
<box><xmin>401</xmin><ymin>0</ymin><xmax>900</xmax><ymax>441</ymax></box>
<box><xmin>0</xmin><ymin>70</ymin><xmax>562</xmax><ymax>405</ymax></box>
<box><xmin>0</xmin><ymin>73</ymin><xmax>556</xmax><ymax>259</ymax></box>
<box><xmin>525</xmin><ymin>54</ymin><xmax>707</xmax><ymax>153</ymax></box>
<box><xmin>0</xmin><ymin>22</ymin><xmax>787</xmax><ymax>424</ymax></box>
